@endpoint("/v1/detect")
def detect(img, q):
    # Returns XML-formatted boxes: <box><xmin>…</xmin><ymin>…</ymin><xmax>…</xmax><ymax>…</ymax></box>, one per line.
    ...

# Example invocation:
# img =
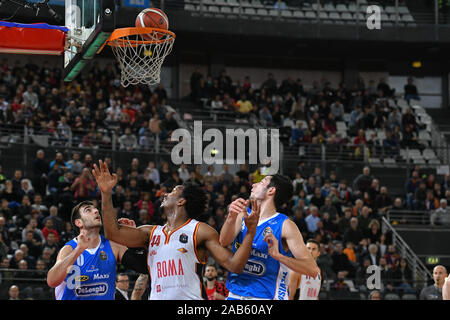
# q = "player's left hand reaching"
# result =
<box><xmin>92</xmin><ymin>159</ymin><xmax>118</xmax><ymax>194</ymax></box>
<box><xmin>244</xmin><ymin>199</ymin><xmax>260</xmax><ymax>236</ymax></box>
<box><xmin>264</xmin><ymin>233</ymin><xmax>280</xmax><ymax>260</ymax></box>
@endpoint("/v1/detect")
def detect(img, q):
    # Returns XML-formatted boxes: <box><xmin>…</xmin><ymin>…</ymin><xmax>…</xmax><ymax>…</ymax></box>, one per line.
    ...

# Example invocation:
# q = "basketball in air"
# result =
<box><xmin>135</xmin><ymin>8</ymin><xmax>169</xmax><ymax>40</ymax></box>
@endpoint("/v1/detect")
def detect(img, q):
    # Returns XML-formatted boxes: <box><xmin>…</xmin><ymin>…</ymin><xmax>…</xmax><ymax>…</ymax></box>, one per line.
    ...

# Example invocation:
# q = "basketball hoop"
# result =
<box><xmin>103</xmin><ymin>27</ymin><xmax>175</xmax><ymax>87</ymax></box>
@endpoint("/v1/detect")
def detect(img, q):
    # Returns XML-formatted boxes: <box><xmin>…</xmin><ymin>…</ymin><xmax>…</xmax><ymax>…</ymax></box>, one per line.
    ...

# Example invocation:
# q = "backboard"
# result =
<box><xmin>63</xmin><ymin>0</ymin><xmax>116</xmax><ymax>82</ymax></box>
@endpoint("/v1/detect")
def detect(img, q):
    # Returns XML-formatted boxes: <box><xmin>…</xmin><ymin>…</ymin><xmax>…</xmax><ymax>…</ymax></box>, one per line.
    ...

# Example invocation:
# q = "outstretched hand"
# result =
<box><xmin>244</xmin><ymin>199</ymin><xmax>260</xmax><ymax>235</ymax></box>
<box><xmin>92</xmin><ymin>159</ymin><xmax>118</xmax><ymax>194</ymax></box>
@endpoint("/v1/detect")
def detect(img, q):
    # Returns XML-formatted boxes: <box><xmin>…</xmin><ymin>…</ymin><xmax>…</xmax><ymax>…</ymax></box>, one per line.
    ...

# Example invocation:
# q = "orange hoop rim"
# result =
<box><xmin>106</xmin><ymin>27</ymin><xmax>176</xmax><ymax>46</ymax></box>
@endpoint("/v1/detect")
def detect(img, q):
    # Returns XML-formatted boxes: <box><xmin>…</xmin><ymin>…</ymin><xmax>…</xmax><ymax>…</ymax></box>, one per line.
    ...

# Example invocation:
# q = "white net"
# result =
<box><xmin>108</xmin><ymin>29</ymin><xmax>175</xmax><ymax>88</ymax></box>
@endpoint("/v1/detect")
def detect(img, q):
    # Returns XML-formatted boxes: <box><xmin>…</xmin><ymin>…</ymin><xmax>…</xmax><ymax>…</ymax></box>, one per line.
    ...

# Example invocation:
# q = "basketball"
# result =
<box><xmin>135</xmin><ymin>8</ymin><xmax>169</xmax><ymax>40</ymax></box>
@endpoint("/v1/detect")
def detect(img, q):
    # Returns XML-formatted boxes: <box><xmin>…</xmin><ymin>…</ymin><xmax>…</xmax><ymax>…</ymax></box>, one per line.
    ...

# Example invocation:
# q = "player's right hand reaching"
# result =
<box><xmin>244</xmin><ymin>199</ymin><xmax>260</xmax><ymax>235</ymax></box>
<box><xmin>92</xmin><ymin>159</ymin><xmax>118</xmax><ymax>194</ymax></box>
<box><xmin>77</xmin><ymin>229</ymin><xmax>91</xmax><ymax>252</ymax></box>
<box><xmin>228</xmin><ymin>198</ymin><xmax>249</xmax><ymax>220</ymax></box>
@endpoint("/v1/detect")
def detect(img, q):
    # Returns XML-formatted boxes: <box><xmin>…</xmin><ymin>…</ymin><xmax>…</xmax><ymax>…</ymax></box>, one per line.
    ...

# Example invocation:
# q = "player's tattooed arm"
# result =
<box><xmin>131</xmin><ymin>274</ymin><xmax>149</xmax><ymax>300</ymax></box>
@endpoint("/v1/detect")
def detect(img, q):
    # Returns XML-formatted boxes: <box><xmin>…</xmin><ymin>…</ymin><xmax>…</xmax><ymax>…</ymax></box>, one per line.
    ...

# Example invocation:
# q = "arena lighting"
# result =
<box><xmin>211</xmin><ymin>148</ymin><xmax>219</xmax><ymax>156</ymax></box>
<box><xmin>412</xmin><ymin>60</ymin><xmax>422</xmax><ymax>68</ymax></box>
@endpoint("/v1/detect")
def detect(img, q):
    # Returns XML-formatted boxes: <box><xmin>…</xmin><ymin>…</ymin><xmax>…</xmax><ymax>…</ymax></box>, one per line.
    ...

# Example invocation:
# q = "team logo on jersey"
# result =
<box><xmin>99</xmin><ymin>251</ymin><xmax>107</xmax><ymax>260</ymax></box>
<box><xmin>178</xmin><ymin>248</ymin><xmax>188</xmax><ymax>254</ymax></box>
<box><xmin>75</xmin><ymin>275</ymin><xmax>89</xmax><ymax>282</ymax></box>
<box><xmin>243</xmin><ymin>260</ymin><xmax>266</xmax><ymax>276</ymax></box>
<box><xmin>74</xmin><ymin>283</ymin><xmax>108</xmax><ymax>297</ymax></box>
<box><xmin>262</xmin><ymin>227</ymin><xmax>273</xmax><ymax>238</ymax></box>
<box><xmin>86</xmin><ymin>265</ymin><xmax>99</xmax><ymax>273</ymax></box>
<box><xmin>179</xmin><ymin>233</ymin><xmax>188</xmax><ymax>244</ymax></box>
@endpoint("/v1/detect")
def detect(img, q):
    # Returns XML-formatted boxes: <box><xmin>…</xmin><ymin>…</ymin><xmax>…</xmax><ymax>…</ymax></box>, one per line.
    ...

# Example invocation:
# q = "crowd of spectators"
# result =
<box><xmin>190</xmin><ymin>68</ymin><xmax>425</xmax><ymax>161</ymax></box>
<box><xmin>0</xmin><ymin>58</ymin><xmax>435</xmax><ymax>300</ymax></box>
<box><xmin>0</xmin><ymin>58</ymin><xmax>178</xmax><ymax>153</ymax></box>
<box><xmin>0</xmin><ymin>145</ymin><xmax>424</xmax><ymax>300</ymax></box>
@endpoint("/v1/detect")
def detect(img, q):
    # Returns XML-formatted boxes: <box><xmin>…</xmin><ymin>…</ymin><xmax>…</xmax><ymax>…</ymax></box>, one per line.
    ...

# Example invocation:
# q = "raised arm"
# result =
<box><xmin>92</xmin><ymin>160</ymin><xmax>151</xmax><ymax>248</ymax></box>
<box><xmin>219</xmin><ymin>198</ymin><xmax>248</xmax><ymax>247</ymax></box>
<box><xmin>203</xmin><ymin>200</ymin><xmax>260</xmax><ymax>274</ymax></box>
<box><xmin>47</xmin><ymin>230</ymin><xmax>90</xmax><ymax>288</ymax></box>
<box><xmin>264</xmin><ymin>219</ymin><xmax>320</xmax><ymax>277</ymax></box>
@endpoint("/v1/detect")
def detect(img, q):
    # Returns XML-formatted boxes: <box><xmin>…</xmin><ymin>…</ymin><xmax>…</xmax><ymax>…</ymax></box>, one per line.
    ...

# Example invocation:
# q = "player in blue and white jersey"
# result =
<box><xmin>220</xmin><ymin>174</ymin><xmax>320</xmax><ymax>300</ymax></box>
<box><xmin>47</xmin><ymin>200</ymin><xmax>128</xmax><ymax>300</ymax></box>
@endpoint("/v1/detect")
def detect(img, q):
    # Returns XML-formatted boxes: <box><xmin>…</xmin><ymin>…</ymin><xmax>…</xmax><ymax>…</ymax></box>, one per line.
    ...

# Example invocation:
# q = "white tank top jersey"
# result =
<box><xmin>298</xmin><ymin>272</ymin><xmax>321</xmax><ymax>300</ymax></box>
<box><xmin>146</xmin><ymin>219</ymin><xmax>207</xmax><ymax>300</ymax></box>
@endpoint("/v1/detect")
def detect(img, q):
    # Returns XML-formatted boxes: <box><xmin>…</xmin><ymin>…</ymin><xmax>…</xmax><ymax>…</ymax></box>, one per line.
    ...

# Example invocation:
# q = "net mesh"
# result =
<box><xmin>108</xmin><ymin>29</ymin><xmax>175</xmax><ymax>87</ymax></box>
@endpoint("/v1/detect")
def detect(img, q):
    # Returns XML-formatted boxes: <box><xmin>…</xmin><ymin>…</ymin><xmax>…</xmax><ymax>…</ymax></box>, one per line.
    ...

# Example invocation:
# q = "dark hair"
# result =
<box><xmin>306</xmin><ymin>239</ymin><xmax>320</xmax><ymax>248</ymax></box>
<box><xmin>71</xmin><ymin>201</ymin><xmax>94</xmax><ymax>234</ymax></box>
<box><xmin>116</xmin><ymin>273</ymin><xmax>128</xmax><ymax>281</ymax></box>
<box><xmin>267</xmin><ymin>174</ymin><xmax>293</xmax><ymax>208</ymax></box>
<box><xmin>180</xmin><ymin>183</ymin><xmax>207</xmax><ymax>219</ymax></box>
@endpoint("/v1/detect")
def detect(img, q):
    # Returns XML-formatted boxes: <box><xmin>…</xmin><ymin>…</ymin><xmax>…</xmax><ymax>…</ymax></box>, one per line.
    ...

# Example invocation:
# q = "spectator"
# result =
<box><xmin>366</xmin><ymin>219</ymin><xmax>382</xmax><ymax>244</ymax></box>
<box><xmin>420</xmin><ymin>265</ymin><xmax>447</xmax><ymax>300</ymax></box>
<box><xmin>310</xmin><ymin>187</ymin><xmax>325</xmax><ymax>209</ymax></box>
<box><xmin>305</xmin><ymin>206</ymin><xmax>321</xmax><ymax>235</ymax></box>
<box><xmin>430</xmin><ymin>199</ymin><xmax>450</xmax><ymax>226</ymax></box>
<box><xmin>364</xmin><ymin>244</ymin><xmax>381</xmax><ymax>266</ymax></box>
<box><xmin>343</xmin><ymin>217</ymin><xmax>364</xmax><ymax>246</ymax></box>
<box><xmin>146</xmin><ymin>161</ymin><xmax>160</xmax><ymax>185</ymax></box>
<box><xmin>8</xmin><ymin>285</ymin><xmax>20</xmax><ymax>300</ymax></box>
<box><xmin>375</xmin><ymin>186</ymin><xmax>393</xmax><ymax>215</ymax></box>
<box><xmin>290</xmin><ymin>120</ymin><xmax>304</xmax><ymax>146</ymax></box>
<box><xmin>358</xmin><ymin>206</ymin><xmax>373</xmax><ymax>235</ymax></box>
<box><xmin>204</xmin><ymin>264</ymin><xmax>228</xmax><ymax>300</ymax></box>
<box><xmin>42</xmin><ymin>219</ymin><xmax>60</xmax><ymax>242</ymax></box>
<box><xmin>235</xmin><ymin>94</ymin><xmax>253</xmax><ymax>114</ymax></box>
<box><xmin>425</xmin><ymin>190</ymin><xmax>439</xmax><ymax>211</ymax></box>
<box><xmin>331</xmin><ymin>242</ymin><xmax>354</xmax><ymax>279</ymax></box>
<box><xmin>31</xmin><ymin>149</ymin><xmax>49</xmax><ymax>196</ymax></box>
<box><xmin>115</xmin><ymin>273</ymin><xmax>130</xmax><ymax>300</ymax></box>
<box><xmin>353</xmin><ymin>166</ymin><xmax>373</xmax><ymax>196</ymax></box>
<box><xmin>330</xmin><ymin>98</ymin><xmax>345</xmax><ymax>121</ymax></box>
<box><xmin>368</xmin><ymin>290</ymin><xmax>381</xmax><ymax>300</ymax></box>
<box><xmin>119</xmin><ymin>127</ymin><xmax>138</xmax><ymax>151</ymax></box>
<box><xmin>70</xmin><ymin>168</ymin><xmax>95</xmax><ymax>202</ymax></box>
<box><xmin>404</xmin><ymin>77</ymin><xmax>420</xmax><ymax>104</ymax></box>
<box><xmin>387</xmin><ymin>108</ymin><xmax>402</xmax><ymax>131</ymax></box>
<box><xmin>67</xmin><ymin>152</ymin><xmax>83</xmax><ymax>175</ymax></box>
<box><xmin>338</xmin><ymin>208</ymin><xmax>353</xmax><ymax>235</ymax></box>
<box><xmin>0</xmin><ymin>232</ymin><xmax>7</xmax><ymax>262</ymax></box>
<box><xmin>320</xmin><ymin>196</ymin><xmax>338</xmax><ymax>221</ymax></box>
<box><xmin>392</xmin><ymin>258</ymin><xmax>414</xmax><ymax>293</ymax></box>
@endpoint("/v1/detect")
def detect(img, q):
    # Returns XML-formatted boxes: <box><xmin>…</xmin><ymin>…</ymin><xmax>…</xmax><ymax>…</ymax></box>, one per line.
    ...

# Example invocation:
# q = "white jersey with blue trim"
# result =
<box><xmin>226</xmin><ymin>209</ymin><xmax>292</xmax><ymax>300</ymax></box>
<box><xmin>54</xmin><ymin>235</ymin><xmax>116</xmax><ymax>300</ymax></box>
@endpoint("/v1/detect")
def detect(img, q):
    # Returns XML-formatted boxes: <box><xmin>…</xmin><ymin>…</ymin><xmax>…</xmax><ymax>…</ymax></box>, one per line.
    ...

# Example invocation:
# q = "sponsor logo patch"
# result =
<box><xmin>74</xmin><ymin>283</ymin><xmax>108</xmax><ymax>297</ymax></box>
<box><xmin>93</xmin><ymin>273</ymin><xmax>110</xmax><ymax>280</ymax></box>
<box><xmin>243</xmin><ymin>260</ymin><xmax>266</xmax><ymax>276</ymax></box>
<box><xmin>99</xmin><ymin>251</ymin><xmax>107</xmax><ymax>260</ymax></box>
<box><xmin>179</xmin><ymin>233</ymin><xmax>188</xmax><ymax>244</ymax></box>
<box><xmin>75</xmin><ymin>275</ymin><xmax>89</xmax><ymax>282</ymax></box>
<box><xmin>178</xmin><ymin>248</ymin><xmax>188</xmax><ymax>254</ymax></box>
